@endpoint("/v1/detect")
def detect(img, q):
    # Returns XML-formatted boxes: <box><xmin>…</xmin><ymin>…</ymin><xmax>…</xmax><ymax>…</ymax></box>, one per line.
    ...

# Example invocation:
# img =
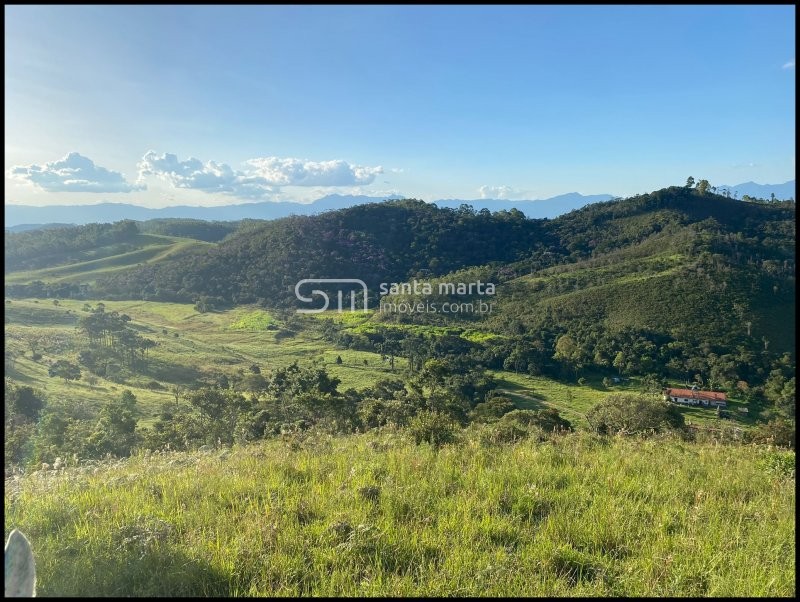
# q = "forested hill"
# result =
<box><xmin>87</xmin><ymin>199</ymin><xmax>553</xmax><ymax>305</ymax></box>
<box><xmin>75</xmin><ymin>188</ymin><xmax>793</xmax><ymax>307</ymax></box>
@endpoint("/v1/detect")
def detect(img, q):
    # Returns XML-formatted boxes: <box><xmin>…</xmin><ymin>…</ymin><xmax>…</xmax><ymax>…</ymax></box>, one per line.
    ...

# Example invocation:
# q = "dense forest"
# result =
<box><xmin>4</xmin><ymin>220</ymin><xmax>140</xmax><ymax>272</ymax></box>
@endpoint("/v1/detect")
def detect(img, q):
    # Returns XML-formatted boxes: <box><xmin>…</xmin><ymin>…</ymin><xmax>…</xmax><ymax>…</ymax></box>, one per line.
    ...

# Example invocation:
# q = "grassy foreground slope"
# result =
<box><xmin>5</xmin><ymin>430</ymin><xmax>794</xmax><ymax>596</ymax></box>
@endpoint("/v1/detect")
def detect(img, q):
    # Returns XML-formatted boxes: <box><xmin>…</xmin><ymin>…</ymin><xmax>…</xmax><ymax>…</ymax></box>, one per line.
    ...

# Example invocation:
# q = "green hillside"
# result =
<box><xmin>5</xmin><ymin>235</ymin><xmax>210</xmax><ymax>285</ymax></box>
<box><xmin>5</xmin><ymin>430</ymin><xmax>794</xmax><ymax>596</ymax></box>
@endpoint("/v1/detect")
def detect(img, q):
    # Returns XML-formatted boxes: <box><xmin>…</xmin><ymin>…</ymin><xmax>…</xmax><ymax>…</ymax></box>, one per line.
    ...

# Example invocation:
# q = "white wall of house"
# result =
<box><xmin>669</xmin><ymin>395</ymin><xmax>727</xmax><ymax>407</ymax></box>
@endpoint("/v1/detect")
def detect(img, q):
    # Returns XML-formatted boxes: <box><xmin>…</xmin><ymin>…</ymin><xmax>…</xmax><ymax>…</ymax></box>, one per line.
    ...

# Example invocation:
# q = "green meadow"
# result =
<box><xmin>4</xmin><ymin>299</ymin><xmax>411</xmax><ymax>423</ymax></box>
<box><xmin>5</xmin><ymin>429</ymin><xmax>794</xmax><ymax>596</ymax></box>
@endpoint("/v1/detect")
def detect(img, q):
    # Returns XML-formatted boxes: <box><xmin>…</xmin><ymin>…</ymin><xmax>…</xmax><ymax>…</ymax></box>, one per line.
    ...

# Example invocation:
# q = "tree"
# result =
<box><xmin>502</xmin><ymin>408</ymin><xmax>572</xmax><ymax>432</ymax></box>
<box><xmin>335</xmin><ymin>355</ymin><xmax>343</xmax><ymax>365</ymax></box>
<box><xmin>48</xmin><ymin>360</ymin><xmax>81</xmax><ymax>384</ymax></box>
<box><xmin>696</xmin><ymin>179</ymin><xmax>710</xmax><ymax>195</ymax></box>
<box><xmin>6</xmin><ymin>383</ymin><xmax>45</xmax><ymax>421</ymax></box>
<box><xmin>685</xmin><ymin>176</ymin><xmax>695</xmax><ymax>188</ymax></box>
<box><xmin>765</xmin><ymin>370</ymin><xmax>795</xmax><ymax>417</ymax></box>
<box><xmin>88</xmin><ymin>390</ymin><xmax>139</xmax><ymax>456</ymax></box>
<box><xmin>613</xmin><ymin>351</ymin><xmax>626</xmax><ymax>376</ymax></box>
<box><xmin>470</xmin><ymin>397</ymin><xmax>516</xmax><ymax>423</ymax></box>
<box><xmin>554</xmin><ymin>334</ymin><xmax>583</xmax><ymax>379</ymax></box>
<box><xmin>586</xmin><ymin>393</ymin><xmax>685</xmax><ymax>436</ymax></box>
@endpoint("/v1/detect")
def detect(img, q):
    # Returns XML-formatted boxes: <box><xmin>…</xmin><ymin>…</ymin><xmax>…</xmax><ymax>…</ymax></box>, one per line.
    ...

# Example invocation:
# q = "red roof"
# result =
<box><xmin>665</xmin><ymin>388</ymin><xmax>727</xmax><ymax>401</ymax></box>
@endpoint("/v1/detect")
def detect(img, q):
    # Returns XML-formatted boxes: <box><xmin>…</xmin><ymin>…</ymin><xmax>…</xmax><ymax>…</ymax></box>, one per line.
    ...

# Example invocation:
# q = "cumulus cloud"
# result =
<box><xmin>782</xmin><ymin>58</ymin><xmax>795</xmax><ymax>70</ymax></box>
<box><xmin>137</xmin><ymin>151</ymin><xmax>277</xmax><ymax>199</ymax></box>
<box><xmin>137</xmin><ymin>151</ymin><xmax>386</xmax><ymax>200</ymax></box>
<box><xmin>478</xmin><ymin>185</ymin><xmax>532</xmax><ymax>200</ymax></box>
<box><xmin>245</xmin><ymin>157</ymin><xmax>383</xmax><ymax>186</ymax></box>
<box><xmin>7</xmin><ymin>152</ymin><xmax>143</xmax><ymax>193</ymax></box>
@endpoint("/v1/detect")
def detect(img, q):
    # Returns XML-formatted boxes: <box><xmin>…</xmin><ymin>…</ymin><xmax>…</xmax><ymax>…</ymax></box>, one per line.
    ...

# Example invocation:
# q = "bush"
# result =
<box><xmin>407</xmin><ymin>410</ymin><xmax>459</xmax><ymax>448</ymax></box>
<box><xmin>358</xmin><ymin>398</ymin><xmax>417</xmax><ymax>429</ymax></box>
<box><xmin>747</xmin><ymin>417</ymin><xmax>795</xmax><ymax>449</ymax></box>
<box><xmin>759</xmin><ymin>451</ymin><xmax>795</xmax><ymax>478</ymax></box>
<box><xmin>586</xmin><ymin>393</ymin><xmax>685</xmax><ymax>436</ymax></box>
<box><xmin>470</xmin><ymin>396</ymin><xmax>516</xmax><ymax>423</ymax></box>
<box><xmin>479</xmin><ymin>420</ymin><xmax>542</xmax><ymax>446</ymax></box>
<box><xmin>502</xmin><ymin>408</ymin><xmax>572</xmax><ymax>433</ymax></box>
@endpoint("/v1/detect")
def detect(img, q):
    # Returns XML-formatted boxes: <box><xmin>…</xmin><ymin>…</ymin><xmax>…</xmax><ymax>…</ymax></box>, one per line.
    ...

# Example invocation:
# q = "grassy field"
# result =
<box><xmin>4</xmin><ymin>234</ymin><xmax>211</xmax><ymax>285</ymax></box>
<box><xmin>5</xmin><ymin>298</ymin><xmax>753</xmax><ymax>433</ymax></box>
<box><xmin>493</xmin><ymin>372</ymin><xmax>755</xmax><ymax>430</ymax></box>
<box><xmin>4</xmin><ymin>429</ymin><xmax>794</xmax><ymax>596</ymax></box>
<box><xmin>4</xmin><ymin>299</ymin><xmax>410</xmax><ymax>423</ymax></box>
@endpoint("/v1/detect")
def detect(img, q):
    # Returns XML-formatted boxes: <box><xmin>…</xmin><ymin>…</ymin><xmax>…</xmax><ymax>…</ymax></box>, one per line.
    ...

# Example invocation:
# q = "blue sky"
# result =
<box><xmin>5</xmin><ymin>5</ymin><xmax>795</xmax><ymax>207</ymax></box>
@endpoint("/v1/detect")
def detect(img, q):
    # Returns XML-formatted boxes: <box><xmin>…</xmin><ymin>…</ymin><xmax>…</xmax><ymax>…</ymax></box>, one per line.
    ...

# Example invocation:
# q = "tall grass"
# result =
<box><xmin>5</xmin><ymin>430</ymin><xmax>794</xmax><ymax>596</ymax></box>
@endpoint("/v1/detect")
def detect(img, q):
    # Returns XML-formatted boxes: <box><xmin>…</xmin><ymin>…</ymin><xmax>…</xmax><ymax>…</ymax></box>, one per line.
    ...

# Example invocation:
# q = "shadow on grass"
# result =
<box><xmin>3</xmin><ymin>365</ymin><xmax>38</xmax><ymax>383</ymax></box>
<box><xmin>495</xmin><ymin>386</ymin><xmax>551</xmax><ymax>412</ymax></box>
<box><xmin>37</xmin><ymin>542</ymin><xmax>232</xmax><ymax>597</ymax></box>
<box><xmin>141</xmin><ymin>358</ymin><xmax>205</xmax><ymax>384</ymax></box>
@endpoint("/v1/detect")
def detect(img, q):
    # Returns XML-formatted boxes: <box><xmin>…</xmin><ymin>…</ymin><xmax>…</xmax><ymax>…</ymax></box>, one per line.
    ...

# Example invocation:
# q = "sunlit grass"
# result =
<box><xmin>5</xmin><ymin>430</ymin><xmax>794</xmax><ymax>596</ymax></box>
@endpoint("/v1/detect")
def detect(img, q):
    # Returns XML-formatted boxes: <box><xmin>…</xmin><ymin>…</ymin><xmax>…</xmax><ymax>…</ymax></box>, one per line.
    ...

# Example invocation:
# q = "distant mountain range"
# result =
<box><xmin>4</xmin><ymin>192</ymin><xmax>615</xmax><ymax>228</ymax></box>
<box><xmin>713</xmin><ymin>180</ymin><xmax>795</xmax><ymax>200</ymax></box>
<box><xmin>4</xmin><ymin>180</ymin><xmax>794</xmax><ymax>228</ymax></box>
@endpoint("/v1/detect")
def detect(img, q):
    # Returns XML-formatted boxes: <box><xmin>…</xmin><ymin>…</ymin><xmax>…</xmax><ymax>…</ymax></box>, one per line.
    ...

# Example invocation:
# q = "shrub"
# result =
<box><xmin>747</xmin><ymin>417</ymin><xmax>795</xmax><ymax>449</ymax></box>
<box><xmin>358</xmin><ymin>398</ymin><xmax>417</xmax><ymax>429</ymax></box>
<box><xmin>274</xmin><ymin>329</ymin><xmax>296</xmax><ymax>341</ymax></box>
<box><xmin>759</xmin><ymin>451</ymin><xmax>795</xmax><ymax>478</ymax></box>
<box><xmin>586</xmin><ymin>393</ymin><xmax>685</xmax><ymax>436</ymax></box>
<box><xmin>502</xmin><ymin>408</ymin><xmax>572</xmax><ymax>432</ymax></box>
<box><xmin>470</xmin><ymin>396</ymin><xmax>516</xmax><ymax>423</ymax></box>
<box><xmin>479</xmin><ymin>420</ymin><xmax>542</xmax><ymax>446</ymax></box>
<box><xmin>407</xmin><ymin>410</ymin><xmax>458</xmax><ymax>448</ymax></box>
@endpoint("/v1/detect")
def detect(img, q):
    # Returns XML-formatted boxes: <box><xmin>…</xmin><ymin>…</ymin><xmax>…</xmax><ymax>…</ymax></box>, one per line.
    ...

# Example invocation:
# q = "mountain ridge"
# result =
<box><xmin>6</xmin><ymin>179</ymin><xmax>794</xmax><ymax>227</ymax></box>
<box><xmin>4</xmin><ymin>192</ymin><xmax>616</xmax><ymax>227</ymax></box>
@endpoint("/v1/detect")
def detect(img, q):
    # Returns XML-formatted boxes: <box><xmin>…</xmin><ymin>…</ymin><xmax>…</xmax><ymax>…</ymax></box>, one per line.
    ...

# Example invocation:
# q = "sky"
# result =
<box><xmin>4</xmin><ymin>5</ymin><xmax>796</xmax><ymax>207</ymax></box>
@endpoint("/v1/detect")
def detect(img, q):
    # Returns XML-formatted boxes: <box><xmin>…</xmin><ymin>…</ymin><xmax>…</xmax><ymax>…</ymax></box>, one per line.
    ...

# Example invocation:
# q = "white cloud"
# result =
<box><xmin>7</xmin><ymin>152</ymin><xmax>143</xmax><ymax>193</ymax></box>
<box><xmin>137</xmin><ymin>151</ymin><xmax>277</xmax><ymax>200</ymax></box>
<box><xmin>478</xmin><ymin>185</ymin><xmax>532</xmax><ymax>200</ymax></box>
<box><xmin>137</xmin><ymin>151</ymin><xmax>386</xmax><ymax>200</ymax></box>
<box><xmin>245</xmin><ymin>157</ymin><xmax>383</xmax><ymax>186</ymax></box>
<box><xmin>783</xmin><ymin>58</ymin><xmax>795</xmax><ymax>70</ymax></box>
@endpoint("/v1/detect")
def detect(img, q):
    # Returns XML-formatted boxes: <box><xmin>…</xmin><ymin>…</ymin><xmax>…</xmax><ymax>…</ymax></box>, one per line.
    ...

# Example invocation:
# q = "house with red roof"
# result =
<box><xmin>663</xmin><ymin>387</ymin><xmax>727</xmax><ymax>407</ymax></box>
